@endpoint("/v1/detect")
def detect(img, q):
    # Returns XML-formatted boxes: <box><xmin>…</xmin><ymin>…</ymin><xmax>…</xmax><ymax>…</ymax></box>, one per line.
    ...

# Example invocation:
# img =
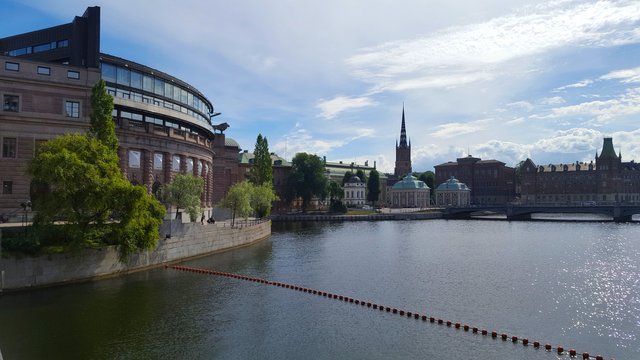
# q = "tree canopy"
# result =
<box><xmin>356</xmin><ymin>169</ymin><xmax>367</xmax><ymax>184</ymax></box>
<box><xmin>327</xmin><ymin>180</ymin><xmax>346</xmax><ymax>213</ymax></box>
<box><xmin>418</xmin><ymin>171</ymin><xmax>435</xmax><ymax>189</ymax></box>
<box><xmin>286</xmin><ymin>153</ymin><xmax>327</xmax><ymax>212</ymax></box>
<box><xmin>159</xmin><ymin>174</ymin><xmax>204</xmax><ymax>221</ymax></box>
<box><xmin>342</xmin><ymin>171</ymin><xmax>353</xmax><ymax>186</ymax></box>
<box><xmin>248</xmin><ymin>134</ymin><xmax>273</xmax><ymax>186</ymax></box>
<box><xmin>27</xmin><ymin>80</ymin><xmax>165</xmax><ymax>258</ymax></box>
<box><xmin>220</xmin><ymin>181</ymin><xmax>278</xmax><ymax>225</ymax></box>
<box><xmin>366</xmin><ymin>169</ymin><xmax>380</xmax><ymax>204</ymax></box>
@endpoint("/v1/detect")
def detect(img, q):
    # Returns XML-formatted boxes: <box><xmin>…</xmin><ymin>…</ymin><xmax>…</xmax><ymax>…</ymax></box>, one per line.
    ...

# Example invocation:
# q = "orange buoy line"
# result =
<box><xmin>168</xmin><ymin>265</ymin><xmax>612</xmax><ymax>360</ymax></box>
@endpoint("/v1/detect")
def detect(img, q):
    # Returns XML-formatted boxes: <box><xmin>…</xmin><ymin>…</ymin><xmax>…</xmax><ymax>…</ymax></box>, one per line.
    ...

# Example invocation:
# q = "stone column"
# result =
<box><xmin>164</xmin><ymin>152</ymin><xmax>172</xmax><ymax>183</ymax></box>
<box><xmin>118</xmin><ymin>146</ymin><xmax>128</xmax><ymax>179</ymax></box>
<box><xmin>143</xmin><ymin>149</ymin><xmax>153</xmax><ymax>193</ymax></box>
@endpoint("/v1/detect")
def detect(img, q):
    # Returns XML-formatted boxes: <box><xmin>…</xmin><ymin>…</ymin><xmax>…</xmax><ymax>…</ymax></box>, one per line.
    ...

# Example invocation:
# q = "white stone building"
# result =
<box><xmin>344</xmin><ymin>175</ymin><xmax>366</xmax><ymax>207</ymax></box>
<box><xmin>436</xmin><ymin>176</ymin><xmax>471</xmax><ymax>206</ymax></box>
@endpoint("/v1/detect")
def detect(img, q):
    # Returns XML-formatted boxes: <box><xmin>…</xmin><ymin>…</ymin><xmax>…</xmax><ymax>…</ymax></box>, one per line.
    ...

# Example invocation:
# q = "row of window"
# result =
<box><xmin>2</xmin><ymin>137</ymin><xmax>16</xmax><ymax>158</ymax></box>
<box><xmin>106</xmin><ymin>86</ymin><xmax>210</xmax><ymax>129</ymax></box>
<box><xmin>113</xmin><ymin>108</ymin><xmax>207</xmax><ymax>137</ymax></box>
<box><xmin>101</xmin><ymin>62</ymin><xmax>210</xmax><ymax>116</ymax></box>
<box><xmin>3</xmin><ymin>94</ymin><xmax>79</xmax><ymax>118</ymax></box>
<box><xmin>4</xmin><ymin>61</ymin><xmax>80</xmax><ymax>79</ymax></box>
<box><xmin>127</xmin><ymin>150</ymin><xmax>209</xmax><ymax>174</ymax></box>
<box><xmin>3</xmin><ymin>39</ymin><xmax>69</xmax><ymax>57</ymax></box>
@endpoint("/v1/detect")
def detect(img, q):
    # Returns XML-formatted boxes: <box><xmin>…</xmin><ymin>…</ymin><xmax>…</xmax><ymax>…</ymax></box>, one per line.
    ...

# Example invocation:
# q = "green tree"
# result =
<box><xmin>342</xmin><ymin>170</ymin><xmax>353</xmax><ymax>186</ymax></box>
<box><xmin>366</xmin><ymin>169</ymin><xmax>381</xmax><ymax>204</ymax></box>
<box><xmin>220</xmin><ymin>181</ymin><xmax>253</xmax><ymax>226</ymax></box>
<box><xmin>250</xmin><ymin>182</ymin><xmax>279</xmax><ymax>218</ymax></box>
<box><xmin>28</xmin><ymin>82</ymin><xmax>165</xmax><ymax>258</ymax></box>
<box><xmin>327</xmin><ymin>180</ymin><xmax>347</xmax><ymax>213</ymax></box>
<box><xmin>89</xmin><ymin>80</ymin><xmax>118</xmax><ymax>152</ymax></box>
<box><xmin>418</xmin><ymin>171</ymin><xmax>435</xmax><ymax>189</ymax></box>
<box><xmin>248</xmin><ymin>134</ymin><xmax>273</xmax><ymax>186</ymax></box>
<box><xmin>356</xmin><ymin>169</ymin><xmax>367</xmax><ymax>184</ymax></box>
<box><xmin>286</xmin><ymin>153</ymin><xmax>328</xmax><ymax>212</ymax></box>
<box><xmin>159</xmin><ymin>174</ymin><xmax>204</xmax><ymax>221</ymax></box>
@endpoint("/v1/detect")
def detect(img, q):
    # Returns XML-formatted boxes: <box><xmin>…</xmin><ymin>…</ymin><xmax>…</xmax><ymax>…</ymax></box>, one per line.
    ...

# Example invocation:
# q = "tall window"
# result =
<box><xmin>2</xmin><ymin>137</ymin><xmax>17</xmax><ymax>158</ymax></box>
<box><xmin>65</xmin><ymin>101</ymin><xmax>79</xmax><ymax>118</ymax></box>
<box><xmin>129</xmin><ymin>150</ymin><xmax>141</xmax><ymax>168</ymax></box>
<box><xmin>2</xmin><ymin>181</ymin><xmax>12</xmax><ymax>194</ymax></box>
<box><xmin>3</xmin><ymin>95</ymin><xmax>19</xmax><ymax>112</ymax></box>
<box><xmin>154</xmin><ymin>153</ymin><xmax>164</xmax><ymax>170</ymax></box>
<box><xmin>187</xmin><ymin>158</ymin><xmax>194</xmax><ymax>173</ymax></box>
<box><xmin>172</xmin><ymin>155</ymin><xmax>180</xmax><ymax>171</ymax></box>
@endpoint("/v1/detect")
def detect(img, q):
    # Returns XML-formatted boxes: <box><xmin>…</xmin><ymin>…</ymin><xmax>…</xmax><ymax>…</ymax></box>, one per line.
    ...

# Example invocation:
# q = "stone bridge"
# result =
<box><xmin>443</xmin><ymin>204</ymin><xmax>640</xmax><ymax>222</ymax></box>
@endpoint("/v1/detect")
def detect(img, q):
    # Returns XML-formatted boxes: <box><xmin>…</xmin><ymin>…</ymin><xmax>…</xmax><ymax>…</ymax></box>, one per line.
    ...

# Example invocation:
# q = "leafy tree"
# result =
<box><xmin>327</xmin><ymin>181</ymin><xmax>347</xmax><ymax>213</ymax></box>
<box><xmin>28</xmin><ymin>82</ymin><xmax>165</xmax><ymax>258</ymax></box>
<box><xmin>356</xmin><ymin>169</ymin><xmax>367</xmax><ymax>184</ymax></box>
<box><xmin>342</xmin><ymin>171</ymin><xmax>353</xmax><ymax>186</ymax></box>
<box><xmin>248</xmin><ymin>134</ymin><xmax>273</xmax><ymax>186</ymax></box>
<box><xmin>250</xmin><ymin>182</ymin><xmax>279</xmax><ymax>218</ymax></box>
<box><xmin>89</xmin><ymin>80</ymin><xmax>118</xmax><ymax>152</ymax></box>
<box><xmin>418</xmin><ymin>171</ymin><xmax>435</xmax><ymax>189</ymax></box>
<box><xmin>286</xmin><ymin>153</ymin><xmax>328</xmax><ymax>212</ymax></box>
<box><xmin>220</xmin><ymin>181</ymin><xmax>253</xmax><ymax>226</ymax></box>
<box><xmin>366</xmin><ymin>169</ymin><xmax>381</xmax><ymax>204</ymax></box>
<box><xmin>159</xmin><ymin>174</ymin><xmax>204</xmax><ymax>221</ymax></box>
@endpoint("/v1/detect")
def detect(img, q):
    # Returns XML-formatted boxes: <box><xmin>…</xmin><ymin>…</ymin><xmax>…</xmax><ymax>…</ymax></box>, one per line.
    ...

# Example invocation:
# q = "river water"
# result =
<box><xmin>0</xmin><ymin>220</ymin><xmax>639</xmax><ymax>360</ymax></box>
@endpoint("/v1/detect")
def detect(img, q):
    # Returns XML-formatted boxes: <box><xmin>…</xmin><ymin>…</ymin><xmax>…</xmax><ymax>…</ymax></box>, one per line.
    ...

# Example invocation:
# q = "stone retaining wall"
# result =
<box><xmin>0</xmin><ymin>220</ymin><xmax>271</xmax><ymax>291</ymax></box>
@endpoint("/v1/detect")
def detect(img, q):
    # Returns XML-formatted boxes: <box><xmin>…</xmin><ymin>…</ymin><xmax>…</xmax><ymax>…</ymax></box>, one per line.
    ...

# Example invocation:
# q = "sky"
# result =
<box><xmin>3</xmin><ymin>0</ymin><xmax>640</xmax><ymax>174</ymax></box>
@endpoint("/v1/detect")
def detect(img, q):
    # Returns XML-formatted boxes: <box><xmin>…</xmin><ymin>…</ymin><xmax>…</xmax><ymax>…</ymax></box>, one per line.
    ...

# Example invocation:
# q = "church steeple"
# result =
<box><xmin>394</xmin><ymin>105</ymin><xmax>412</xmax><ymax>178</ymax></box>
<box><xmin>399</xmin><ymin>106</ymin><xmax>408</xmax><ymax>149</ymax></box>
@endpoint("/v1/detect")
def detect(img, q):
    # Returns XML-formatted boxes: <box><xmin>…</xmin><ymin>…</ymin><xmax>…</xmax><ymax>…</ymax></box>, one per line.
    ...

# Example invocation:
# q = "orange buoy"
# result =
<box><xmin>481</xmin><ymin>329</ymin><xmax>487</xmax><ymax>335</ymax></box>
<box><xmin>422</xmin><ymin>315</ymin><xmax>427</xmax><ymax>321</ymax></box>
<box><xmin>533</xmin><ymin>341</ymin><xmax>540</xmax><ymax>348</ymax></box>
<box><xmin>511</xmin><ymin>336</ymin><xmax>518</xmax><ymax>343</ymax></box>
<box><xmin>373</xmin><ymin>304</ymin><xmax>378</xmax><ymax>309</ymax></box>
<box><xmin>522</xmin><ymin>338</ymin><xmax>528</xmax><ymax>346</ymax></box>
<box><xmin>333</xmin><ymin>294</ymin><xmax>338</xmax><ymax>299</ymax></box>
<box><xmin>399</xmin><ymin>310</ymin><xmax>405</xmax><ymax>316</ymax></box>
<box><xmin>463</xmin><ymin>325</ymin><xmax>469</xmax><ymax>331</ymax></box>
<box><xmin>472</xmin><ymin>327</ymin><xmax>478</xmax><ymax>333</ymax></box>
<box><xmin>393</xmin><ymin>308</ymin><xmax>398</xmax><ymax>314</ymax></box>
<box><xmin>386</xmin><ymin>307</ymin><xmax>391</xmax><ymax>312</ymax></box>
<box><xmin>545</xmin><ymin>344</ymin><xmax>552</xmax><ymax>351</ymax></box>
<box><xmin>501</xmin><ymin>333</ymin><xmax>507</xmax><ymax>341</ymax></box>
<box><xmin>438</xmin><ymin>319</ymin><xmax>443</xmax><ymax>324</ymax></box>
<box><xmin>446</xmin><ymin>321</ymin><xmax>452</xmax><ymax>327</ymax></box>
<box><xmin>455</xmin><ymin>323</ymin><xmax>460</xmax><ymax>329</ymax></box>
<box><xmin>430</xmin><ymin>317</ymin><xmax>435</xmax><ymax>323</ymax></box>
<box><xmin>355</xmin><ymin>300</ymin><xmax>360</xmax><ymax>304</ymax></box>
<box><xmin>414</xmin><ymin>314</ymin><xmax>419</xmax><ymax>319</ymax></box>
<box><xmin>491</xmin><ymin>331</ymin><xmax>497</xmax><ymax>338</ymax></box>
<box><xmin>582</xmin><ymin>352</ymin><xmax>589</xmax><ymax>359</ymax></box>
<box><xmin>557</xmin><ymin>346</ymin><xmax>564</xmax><ymax>354</ymax></box>
<box><xmin>595</xmin><ymin>356</ymin><xmax>603</xmax><ymax>360</ymax></box>
<box><xmin>569</xmin><ymin>349</ymin><xmax>576</xmax><ymax>356</ymax></box>
<box><xmin>407</xmin><ymin>311</ymin><xmax>412</xmax><ymax>317</ymax></box>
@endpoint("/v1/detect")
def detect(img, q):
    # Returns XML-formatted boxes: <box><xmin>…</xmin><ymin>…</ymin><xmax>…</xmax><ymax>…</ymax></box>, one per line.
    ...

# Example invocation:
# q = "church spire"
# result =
<box><xmin>399</xmin><ymin>105</ymin><xmax>408</xmax><ymax>149</ymax></box>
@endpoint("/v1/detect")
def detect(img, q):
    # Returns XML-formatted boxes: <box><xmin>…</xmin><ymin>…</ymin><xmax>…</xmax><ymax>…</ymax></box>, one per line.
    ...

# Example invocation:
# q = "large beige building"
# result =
<box><xmin>0</xmin><ymin>7</ymin><xmax>235</xmax><ymax>221</ymax></box>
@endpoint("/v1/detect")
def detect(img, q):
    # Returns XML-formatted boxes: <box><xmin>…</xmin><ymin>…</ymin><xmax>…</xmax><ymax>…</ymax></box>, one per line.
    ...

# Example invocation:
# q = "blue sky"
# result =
<box><xmin>4</xmin><ymin>0</ymin><xmax>640</xmax><ymax>174</ymax></box>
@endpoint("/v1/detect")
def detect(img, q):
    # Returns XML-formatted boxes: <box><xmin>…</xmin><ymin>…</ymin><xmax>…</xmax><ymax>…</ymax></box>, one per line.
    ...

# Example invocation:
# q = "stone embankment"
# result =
<box><xmin>0</xmin><ymin>219</ymin><xmax>270</xmax><ymax>291</ymax></box>
<box><xmin>271</xmin><ymin>212</ymin><xmax>442</xmax><ymax>222</ymax></box>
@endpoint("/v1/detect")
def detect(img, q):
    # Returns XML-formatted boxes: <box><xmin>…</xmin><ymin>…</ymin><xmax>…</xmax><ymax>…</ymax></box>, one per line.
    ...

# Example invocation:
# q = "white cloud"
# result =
<box><xmin>347</xmin><ymin>0</ymin><xmax>640</xmax><ymax>92</ymax></box>
<box><xmin>553</xmin><ymin>79</ymin><xmax>593</xmax><ymax>92</ymax></box>
<box><xmin>474</xmin><ymin>140</ymin><xmax>532</xmax><ymax>164</ymax></box>
<box><xmin>316</xmin><ymin>96</ymin><xmax>376</xmax><ymax>119</ymax></box>
<box><xmin>543</xmin><ymin>88</ymin><xmax>640</xmax><ymax>124</ymax></box>
<box><xmin>430</xmin><ymin>119</ymin><xmax>490</xmax><ymax>139</ymax></box>
<box><xmin>540</xmin><ymin>96</ymin><xmax>565</xmax><ymax>105</ymax></box>
<box><xmin>507</xmin><ymin>101</ymin><xmax>534</xmax><ymax>112</ymax></box>
<box><xmin>532</xmin><ymin>128</ymin><xmax>602</xmax><ymax>154</ymax></box>
<box><xmin>600</xmin><ymin>66</ymin><xmax>640</xmax><ymax>83</ymax></box>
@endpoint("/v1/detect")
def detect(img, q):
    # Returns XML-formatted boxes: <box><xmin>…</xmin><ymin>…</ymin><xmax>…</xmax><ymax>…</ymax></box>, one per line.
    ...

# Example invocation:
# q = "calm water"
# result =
<box><xmin>0</xmin><ymin>220</ymin><xmax>639</xmax><ymax>359</ymax></box>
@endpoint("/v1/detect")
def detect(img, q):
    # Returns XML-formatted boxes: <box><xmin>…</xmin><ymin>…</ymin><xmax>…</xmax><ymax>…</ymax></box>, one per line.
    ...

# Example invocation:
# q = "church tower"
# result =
<box><xmin>394</xmin><ymin>106</ymin><xmax>412</xmax><ymax>177</ymax></box>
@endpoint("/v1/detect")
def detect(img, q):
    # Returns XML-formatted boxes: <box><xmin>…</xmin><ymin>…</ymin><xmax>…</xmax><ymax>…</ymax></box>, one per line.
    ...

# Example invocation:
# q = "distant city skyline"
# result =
<box><xmin>4</xmin><ymin>0</ymin><xmax>640</xmax><ymax>173</ymax></box>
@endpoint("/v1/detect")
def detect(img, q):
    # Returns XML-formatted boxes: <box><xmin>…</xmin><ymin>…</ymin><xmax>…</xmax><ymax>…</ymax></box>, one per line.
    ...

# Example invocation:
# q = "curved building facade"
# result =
<box><xmin>0</xmin><ymin>7</ymin><xmax>228</xmax><ymax>220</ymax></box>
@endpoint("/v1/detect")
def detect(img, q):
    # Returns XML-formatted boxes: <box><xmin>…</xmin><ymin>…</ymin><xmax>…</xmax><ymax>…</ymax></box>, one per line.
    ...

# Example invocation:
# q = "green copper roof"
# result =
<box><xmin>437</xmin><ymin>176</ymin><xmax>470</xmax><ymax>191</ymax></box>
<box><xmin>599</xmin><ymin>137</ymin><xmax>617</xmax><ymax>158</ymax></box>
<box><xmin>392</xmin><ymin>174</ymin><xmax>429</xmax><ymax>190</ymax></box>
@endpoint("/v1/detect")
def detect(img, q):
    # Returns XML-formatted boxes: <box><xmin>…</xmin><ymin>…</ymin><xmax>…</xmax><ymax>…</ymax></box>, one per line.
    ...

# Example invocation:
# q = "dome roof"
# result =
<box><xmin>392</xmin><ymin>174</ymin><xmax>429</xmax><ymax>189</ymax></box>
<box><xmin>437</xmin><ymin>176</ymin><xmax>470</xmax><ymax>191</ymax></box>
<box><xmin>347</xmin><ymin>175</ymin><xmax>363</xmax><ymax>183</ymax></box>
<box><xmin>225</xmin><ymin>137</ymin><xmax>240</xmax><ymax>148</ymax></box>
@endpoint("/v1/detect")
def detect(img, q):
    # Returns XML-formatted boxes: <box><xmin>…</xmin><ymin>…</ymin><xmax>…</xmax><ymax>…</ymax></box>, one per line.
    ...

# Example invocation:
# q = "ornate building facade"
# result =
<box><xmin>434</xmin><ymin>155</ymin><xmax>515</xmax><ymax>205</ymax></box>
<box><xmin>435</xmin><ymin>176</ymin><xmax>471</xmax><ymax>207</ymax></box>
<box><xmin>519</xmin><ymin>138</ymin><xmax>640</xmax><ymax>204</ymax></box>
<box><xmin>0</xmin><ymin>7</ymin><xmax>231</xmax><ymax>221</ymax></box>
<box><xmin>388</xmin><ymin>174</ymin><xmax>430</xmax><ymax>208</ymax></box>
<box><xmin>343</xmin><ymin>175</ymin><xmax>366</xmax><ymax>207</ymax></box>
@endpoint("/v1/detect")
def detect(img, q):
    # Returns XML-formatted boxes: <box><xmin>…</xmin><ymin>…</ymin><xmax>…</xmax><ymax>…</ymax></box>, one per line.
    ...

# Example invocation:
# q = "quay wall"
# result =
<box><xmin>271</xmin><ymin>212</ymin><xmax>442</xmax><ymax>222</ymax></box>
<box><xmin>0</xmin><ymin>220</ymin><xmax>271</xmax><ymax>291</ymax></box>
